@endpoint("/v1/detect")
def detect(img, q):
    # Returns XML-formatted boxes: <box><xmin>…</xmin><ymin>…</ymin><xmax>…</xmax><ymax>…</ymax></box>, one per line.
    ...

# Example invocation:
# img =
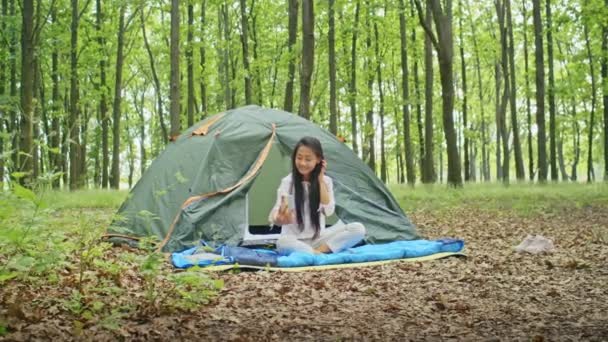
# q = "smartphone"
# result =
<box><xmin>283</xmin><ymin>194</ymin><xmax>295</xmax><ymax>210</ymax></box>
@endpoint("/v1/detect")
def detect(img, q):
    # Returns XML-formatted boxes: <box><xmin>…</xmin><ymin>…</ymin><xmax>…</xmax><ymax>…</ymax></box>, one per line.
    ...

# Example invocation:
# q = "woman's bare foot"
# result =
<box><xmin>313</xmin><ymin>244</ymin><xmax>332</xmax><ymax>254</ymax></box>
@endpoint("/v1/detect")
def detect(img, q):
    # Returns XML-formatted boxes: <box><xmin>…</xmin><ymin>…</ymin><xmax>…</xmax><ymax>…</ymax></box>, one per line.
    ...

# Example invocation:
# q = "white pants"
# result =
<box><xmin>276</xmin><ymin>221</ymin><xmax>366</xmax><ymax>255</ymax></box>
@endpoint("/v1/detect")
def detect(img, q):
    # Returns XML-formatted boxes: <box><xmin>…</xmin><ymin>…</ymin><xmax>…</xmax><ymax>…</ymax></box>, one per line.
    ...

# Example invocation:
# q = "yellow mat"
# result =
<box><xmin>200</xmin><ymin>252</ymin><xmax>466</xmax><ymax>272</ymax></box>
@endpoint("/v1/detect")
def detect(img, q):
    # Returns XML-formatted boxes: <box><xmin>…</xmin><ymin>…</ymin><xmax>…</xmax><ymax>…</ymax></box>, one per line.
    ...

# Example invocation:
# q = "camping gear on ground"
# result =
<box><xmin>172</xmin><ymin>238</ymin><xmax>465</xmax><ymax>270</ymax></box>
<box><xmin>106</xmin><ymin>105</ymin><xmax>419</xmax><ymax>253</ymax></box>
<box><xmin>515</xmin><ymin>235</ymin><xmax>555</xmax><ymax>254</ymax></box>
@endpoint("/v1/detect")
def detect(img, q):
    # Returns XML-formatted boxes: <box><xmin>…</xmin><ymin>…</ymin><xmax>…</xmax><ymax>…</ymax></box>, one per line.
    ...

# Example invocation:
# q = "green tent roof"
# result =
<box><xmin>107</xmin><ymin>105</ymin><xmax>419</xmax><ymax>252</ymax></box>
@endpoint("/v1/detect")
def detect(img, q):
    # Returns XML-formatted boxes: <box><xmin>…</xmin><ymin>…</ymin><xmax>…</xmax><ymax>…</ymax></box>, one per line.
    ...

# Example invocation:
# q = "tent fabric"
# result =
<box><xmin>106</xmin><ymin>105</ymin><xmax>419</xmax><ymax>253</ymax></box>
<box><xmin>171</xmin><ymin>239</ymin><xmax>464</xmax><ymax>269</ymax></box>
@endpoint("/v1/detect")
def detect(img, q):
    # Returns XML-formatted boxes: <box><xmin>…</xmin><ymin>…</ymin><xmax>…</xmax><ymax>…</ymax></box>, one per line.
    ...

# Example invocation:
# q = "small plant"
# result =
<box><xmin>169</xmin><ymin>268</ymin><xmax>224</xmax><ymax>310</ymax></box>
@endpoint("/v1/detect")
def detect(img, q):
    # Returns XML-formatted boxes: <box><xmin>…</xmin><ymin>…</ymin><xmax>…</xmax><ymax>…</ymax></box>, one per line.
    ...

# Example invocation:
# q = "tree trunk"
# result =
<box><xmin>467</xmin><ymin>0</ymin><xmax>489</xmax><ymax>181</ymax></box>
<box><xmin>270</xmin><ymin>42</ymin><xmax>283</xmax><ymax>108</ymax></box>
<box><xmin>459</xmin><ymin>0</ymin><xmax>469</xmax><ymax>182</ymax></box>
<box><xmin>421</xmin><ymin>2</ymin><xmax>435</xmax><ymax>183</ymax></box>
<box><xmin>546</xmin><ymin>0</ymin><xmax>557</xmax><ymax>180</ymax></box>
<box><xmin>328</xmin><ymin>0</ymin><xmax>337</xmax><ymax>135</ymax></box>
<box><xmin>250</xmin><ymin>0</ymin><xmax>263</xmax><ymax>105</ymax></box>
<box><xmin>187</xmin><ymin>3</ymin><xmax>195</xmax><ymax>126</ymax></box>
<box><xmin>363</xmin><ymin>6</ymin><xmax>375</xmax><ymax>172</ymax></box>
<box><xmin>557</xmin><ymin>112</ymin><xmax>568</xmax><ymax>180</ymax></box>
<box><xmin>399</xmin><ymin>0</ymin><xmax>415</xmax><ymax>185</ymax></box>
<box><xmin>110</xmin><ymin>5</ymin><xmax>126</xmax><ymax>189</ymax></box>
<box><xmin>220</xmin><ymin>4</ymin><xmax>233</xmax><ymax>110</ymax></box>
<box><xmin>134</xmin><ymin>89</ymin><xmax>147</xmax><ymax>175</ymax></box>
<box><xmin>299</xmin><ymin>0</ymin><xmax>314</xmax><ymax>119</ymax></box>
<box><xmin>349</xmin><ymin>1</ymin><xmax>360</xmax><ymax>155</ymax></box>
<box><xmin>200</xmin><ymin>0</ymin><xmax>208</xmax><ymax>117</ymax></box>
<box><xmin>97</xmin><ymin>0</ymin><xmax>109</xmax><ymax>188</ymax></box>
<box><xmin>141</xmin><ymin>10</ymin><xmax>168</xmax><ymax>145</ymax></box>
<box><xmin>584</xmin><ymin>22</ymin><xmax>597</xmax><ymax>182</ymax></box>
<box><xmin>9</xmin><ymin>0</ymin><xmax>18</xmax><ymax>176</ymax></box>
<box><xmin>410</xmin><ymin>0</ymin><xmax>424</xmax><ymax>180</ymax></box>
<box><xmin>284</xmin><ymin>0</ymin><xmax>298</xmax><ymax>112</ymax></box>
<box><xmin>33</xmin><ymin>57</ymin><xmax>41</xmax><ymax>180</ymax></box>
<box><xmin>20</xmin><ymin>0</ymin><xmax>35</xmax><ymax>186</ymax></box>
<box><xmin>0</xmin><ymin>0</ymin><xmax>6</xmax><ymax>183</ymax></box>
<box><xmin>69</xmin><ymin>0</ymin><xmax>82</xmax><ymax>190</ymax></box>
<box><xmin>374</xmin><ymin>22</ymin><xmax>386</xmax><ymax>182</ymax></box>
<box><xmin>602</xmin><ymin>0</ymin><xmax>608</xmax><ymax>181</ymax></box>
<box><xmin>415</xmin><ymin>0</ymin><xmax>462</xmax><ymax>186</ymax></box>
<box><xmin>80</xmin><ymin>104</ymin><xmax>89</xmax><ymax>187</ymax></box>
<box><xmin>170</xmin><ymin>0</ymin><xmax>181</xmax><ymax>138</ymax></box>
<box><xmin>239</xmin><ymin>0</ymin><xmax>252</xmax><ymax>105</ymax></box>
<box><xmin>507</xmin><ymin>0</ymin><xmax>525</xmax><ymax>180</ymax></box>
<box><xmin>532</xmin><ymin>0</ymin><xmax>547</xmax><ymax>182</ymax></box>
<box><xmin>61</xmin><ymin>92</ymin><xmax>69</xmax><ymax>186</ymax></box>
<box><xmin>495</xmin><ymin>63</ymin><xmax>503</xmax><ymax>181</ymax></box>
<box><xmin>571</xmin><ymin>99</ymin><xmax>580</xmax><ymax>181</ymax></box>
<box><xmin>522</xmin><ymin>0</ymin><xmax>534</xmax><ymax>181</ymax></box>
<box><xmin>496</xmin><ymin>0</ymin><xmax>510</xmax><ymax>183</ymax></box>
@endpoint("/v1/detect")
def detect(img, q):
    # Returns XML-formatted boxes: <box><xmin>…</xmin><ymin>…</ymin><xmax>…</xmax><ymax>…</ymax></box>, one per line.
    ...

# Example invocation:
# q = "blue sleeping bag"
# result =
<box><xmin>172</xmin><ymin>238</ymin><xmax>464</xmax><ymax>269</ymax></box>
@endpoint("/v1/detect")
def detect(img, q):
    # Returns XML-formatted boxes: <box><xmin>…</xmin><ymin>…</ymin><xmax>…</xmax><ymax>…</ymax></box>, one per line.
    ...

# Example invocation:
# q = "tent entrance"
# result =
<box><xmin>243</xmin><ymin>139</ymin><xmax>290</xmax><ymax>242</ymax></box>
<box><xmin>242</xmin><ymin>139</ymin><xmax>339</xmax><ymax>243</ymax></box>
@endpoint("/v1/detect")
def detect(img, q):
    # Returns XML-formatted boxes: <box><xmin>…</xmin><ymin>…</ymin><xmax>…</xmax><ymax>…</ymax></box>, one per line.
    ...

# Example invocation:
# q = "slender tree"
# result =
<box><xmin>187</xmin><ymin>3</ymin><xmax>195</xmax><ymax>126</ymax></box>
<box><xmin>349</xmin><ymin>1</ymin><xmax>360</xmax><ymax>155</ymax></box>
<box><xmin>250</xmin><ymin>0</ymin><xmax>263</xmax><ymax>105</ymax></box>
<box><xmin>141</xmin><ymin>10</ymin><xmax>168</xmax><ymax>145</ymax></box>
<box><xmin>284</xmin><ymin>0</ymin><xmax>298</xmax><ymax>112</ymax></box>
<box><xmin>399</xmin><ymin>0</ymin><xmax>415</xmax><ymax>185</ymax></box>
<box><xmin>532</xmin><ymin>0</ymin><xmax>547</xmax><ymax>181</ymax></box>
<box><xmin>496</xmin><ymin>0</ymin><xmax>510</xmax><ymax>183</ymax></box>
<box><xmin>328</xmin><ymin>0</ymin><xmax>338</xmax><ymax>135</ymax></box>
<box><xmin>96</xmin><ymin>0</ymin><xmax>109</xmax><ymax>188</ymax></box>
<box><xmin>507</xmin><ymin>0</ymin><xmax>525</xmax><ymax>180</ymax></box>
<box><xmin>239</xmin><ymin>0</ymin><xmax>252</xmax><ymax>104</ymax></box>
<box><xmin>200</xmin><ymin>0</ymin><xmax>208</xmax><ymax>117</ymax></box>
<box><xmin>522</xmin><ymin>0</ymin><xmax>534</xmax><ymax>180</ymax></box>
<box><xmin>420</xmin><ymin>2</ymin><xmax>436</xmax><ymax>183</ymax></box>
<box><xmin>363</xmin><ymin>4</ymin><xmax>375</xmax><ymax>171</ymax></box>
<box><xmin>20</xmin><ymin>0</ymin><xmax>35</xmax><ymax>186</ymax></box>
<box><xmin>546</xmin><ymin>0</ymin><xmax>558</xmax><ymax>180</ymax></box>
<box><xmin>411</xmin><ymin>0</ymin><xmax>425</xmax><ymax>180</ymax></box>
<box><xmin>110</xmin><ymin>5</ymin><xmax>126</xmax><ymax>189</ymax></box>
<box><xmin>0</xmin><ymin>0</ymin><xmax>7</xmax><ymax>182</ymax></box>
<box><xmin>299</xmin><ymin>0</ymin><xmax>314</xmax><ymax>119</ymax></box>
<box><xmin>374</xmin><ymin>22</ymin><xmax>386</xmax><ymax>181</ymax></box>
<box><xmin>69</xmin><ymin>0</ymin><xmax>82</xmax><ymax>189</ymax></box>
<box><xmin>458</xmin><ymin>0</ymin><xmax>469</xmax><ymax>181</ymax></box>
<box><xmin>584</xmin><ymin>20</ymin><xmax>597</xmax><ymax>182</ymax></box>
<box><xmin>602</xmin><ymin>0</ymin><xmax>608</xmax><ymax>181</ymax></box>
<box><xmin>170</xmin><ymin>0</ymin><xmax>181</xmax><ymax>138</ymax></box>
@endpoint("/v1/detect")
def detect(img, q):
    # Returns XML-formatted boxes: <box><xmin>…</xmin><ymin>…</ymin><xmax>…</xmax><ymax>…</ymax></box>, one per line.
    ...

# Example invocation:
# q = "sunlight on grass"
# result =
<box><xmin>390</xmin><ymin>182</ymin><xmax>608</xmax><ymax>215</ymax></box>
<box><xmin>42</xmin><ymin>189</ymin><xmax>129</xmax><ymax>209</ymax></box>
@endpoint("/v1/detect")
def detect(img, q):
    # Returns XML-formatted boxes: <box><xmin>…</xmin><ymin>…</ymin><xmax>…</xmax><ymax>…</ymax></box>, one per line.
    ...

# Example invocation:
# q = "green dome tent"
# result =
<box><xmin>106</xmin><ymin>105</ymin><xmax>419</xmax><ymax>252</ymax></box>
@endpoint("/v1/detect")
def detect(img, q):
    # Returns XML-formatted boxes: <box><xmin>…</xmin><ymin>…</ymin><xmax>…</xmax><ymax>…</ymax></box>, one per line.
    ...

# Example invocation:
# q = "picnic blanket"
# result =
<box><xmin>172</xmin><ymin>238</ymin><xmax>464</xmax><ymax>270</ymax></box>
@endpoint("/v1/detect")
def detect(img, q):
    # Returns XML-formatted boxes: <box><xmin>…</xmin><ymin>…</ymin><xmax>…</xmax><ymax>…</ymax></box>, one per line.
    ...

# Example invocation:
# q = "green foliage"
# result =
<box><xmin>391</xmin><ymin>182</ymin><xmax>608</xmax><ymax>216</ymax></box>
<box><xmin>169</xmin><ymin>269</ymin><xmax>224</xmax><ymax>310</ymax></box>
<box><xmin>0</xmin><ymin>187</ymin><xmax>222</xmax><ymax>334</ymax></box>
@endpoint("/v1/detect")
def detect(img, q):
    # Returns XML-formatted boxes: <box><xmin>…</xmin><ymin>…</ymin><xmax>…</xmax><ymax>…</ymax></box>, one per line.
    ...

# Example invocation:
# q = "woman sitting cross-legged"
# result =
<box><xmin>269</xmin><ymin>136</ymin><xmax>366</xmax><ymax>255</ymax></box>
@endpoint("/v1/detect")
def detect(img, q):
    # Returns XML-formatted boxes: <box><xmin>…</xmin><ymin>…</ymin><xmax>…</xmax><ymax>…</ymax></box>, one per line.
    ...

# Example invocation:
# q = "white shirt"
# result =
<box><xmin>269</xmin><ymin>174</ymin><xmax>335</xmax><ymax>240</ymax></box>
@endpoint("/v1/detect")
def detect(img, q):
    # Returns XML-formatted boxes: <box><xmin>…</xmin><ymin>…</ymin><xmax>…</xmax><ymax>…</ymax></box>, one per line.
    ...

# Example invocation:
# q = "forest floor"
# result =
<box><xmin>1</xmin><ymin>184</ymin><xmax>607</xmax><ymax>341</ymax></box>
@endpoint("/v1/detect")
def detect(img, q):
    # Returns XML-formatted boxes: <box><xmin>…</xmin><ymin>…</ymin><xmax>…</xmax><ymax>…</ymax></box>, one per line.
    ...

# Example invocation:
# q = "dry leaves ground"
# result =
<box><xmin>1</xmin><ymin>190</ymin><xmax>607</xmax><ymax>341</ymax></box>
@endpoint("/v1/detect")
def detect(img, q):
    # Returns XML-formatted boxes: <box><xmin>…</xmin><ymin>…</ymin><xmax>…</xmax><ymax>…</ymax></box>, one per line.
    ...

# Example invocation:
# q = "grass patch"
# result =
<box><xmin>43</xmin><ymin>189</ymin><xmax>129</xmax><ymax>209</ymax></box>
<box><xmin>390</xmin><ymin>182</ymin><xmax>608</xmax><ymax>216</ymax></box>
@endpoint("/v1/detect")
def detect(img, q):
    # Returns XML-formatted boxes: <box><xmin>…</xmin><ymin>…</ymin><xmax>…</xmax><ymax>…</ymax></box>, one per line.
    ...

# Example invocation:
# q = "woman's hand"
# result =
<box><xmin>274</xmin><ymin>196</ymin><xmax>295</xmax><ymax>225</ymax></box>
<box><xmin>318</xmin><ymin>159</ymin><xmax>327</xmax><ymax>181</ymax></box>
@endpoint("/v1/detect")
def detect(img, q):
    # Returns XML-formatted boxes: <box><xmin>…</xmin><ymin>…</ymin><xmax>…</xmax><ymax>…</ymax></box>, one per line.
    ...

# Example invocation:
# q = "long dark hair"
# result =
<box><xmin>291</xmin><ymin>137</ymin><xmax>324</xmax><ymax>239</ymax></box>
